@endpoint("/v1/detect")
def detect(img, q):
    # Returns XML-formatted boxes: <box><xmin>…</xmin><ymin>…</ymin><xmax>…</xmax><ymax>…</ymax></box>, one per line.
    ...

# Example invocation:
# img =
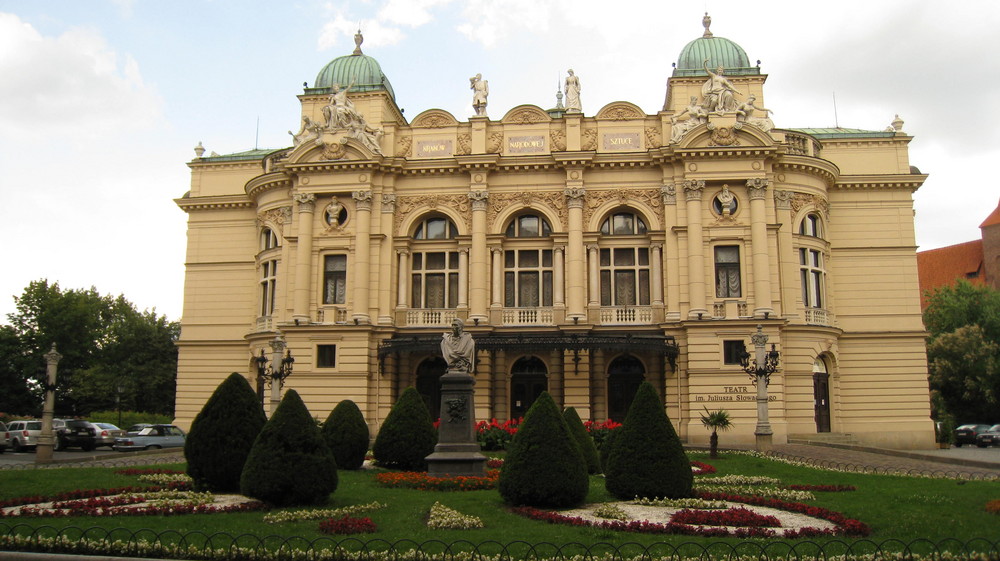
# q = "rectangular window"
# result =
<box><xmin>715</xmin><ymin>246</ymin><xmax>742</xmax><ymax>298</ymax></box>
<box><xmin>317</xmin><ymin>345</ymin><xmax>337</xmax><ymax>368</ymax></box>
<box><xmin>323</xmin><ymin>255</ymin><xmax>347</xmax><ymax>305</ymax></box>
<box><xmin>259</xmin><ymin>259</ymin><xmax>278</xmax><ymax>316</ymax></box>
<box><xmin>723</xmin><ymin>340</ymin><xmax>745</xmax><ymax>365</ymax></box>
<box><xmin>800</xmin><ymin>248</ymin><xmax>825</xmax><ymax>308</ymax></box>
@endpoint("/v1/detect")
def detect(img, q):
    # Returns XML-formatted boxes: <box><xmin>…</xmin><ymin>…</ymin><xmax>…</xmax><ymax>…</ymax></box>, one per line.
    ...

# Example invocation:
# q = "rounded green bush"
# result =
<box><xmin>564</xmin><ymin>407</ymin><xmax>601</xmax><ymax>474</ymax></box>
<box><xmin>240</xmin><ymin>390</ymin><xmax>338</xmax><ymax>506</ymax></box>
<box><xmin>185</xmin><ymin>373</ymin><xmax>267</xmax><ymax>492</ymax></box>
<box><xmin>604</xmin><ymin>381</ymin><xmax>692</xmax><ymax>499</ymax></box>
<box><xmin>322</xmin><ymin>399</ymin><xmax>370</xmax><ymax>470</ymax></box>
<box><xmin>372</xmin><ymin>387</ymin><xmax>436</xmax><ymax>471</ymax></box>
<box><xmin>499</xmin><ymin>392</ymin><xmax>589</xmax><ymax>508</ymax></box>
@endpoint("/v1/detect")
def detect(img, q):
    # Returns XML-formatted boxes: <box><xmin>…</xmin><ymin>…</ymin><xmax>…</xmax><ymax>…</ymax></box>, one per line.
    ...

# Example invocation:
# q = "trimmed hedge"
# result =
<box><xmin>372</xmin><ymin>387</ymin><xmax>437</xmax><ymax>471</ymax></box>
<box><xmin>322</xmin><ymin>400</ymin><xmax>370</xmax><ymax>470</ymax></box>
<box><xmin>240</xmin><ymin>390</ymin><xmax>338</xmax><ymax>506</ymax></box>
<box><xmin>185</xmin><ymin>373</ymin><xmax>266</xmax><ymax>492</ymax></box>
<box><xmin>499</xmin><ymin>392</ymin><xmax>588</xmax><ymax>508</ymax></box>
<box><xmin>604</xmin><ymin>381</ymin><xmax>692</xmax><ymax>499</ymax></box>
<box><xmin>564</xmin><ymin>407</ymin><xmax>601</xmax><ymax>474</ymax></box>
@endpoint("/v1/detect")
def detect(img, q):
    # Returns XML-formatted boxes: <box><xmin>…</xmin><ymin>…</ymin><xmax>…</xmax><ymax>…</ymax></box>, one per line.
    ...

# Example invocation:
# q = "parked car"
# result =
<box><xmin>954</xmin><ymin>423</ymin><xmax>993</xmax><ymax>447</ymax></box>
<box><xmin>51</xmin><ymin>419</ymin><xmax>68</xmax><ymax>450</ymax></box>
<box><xmin>974</xmin><ymin>424</ymin><xmax>1000</xmax><ymax>448</ymax></box>
<box><xmin>114</xmin><ymin>425</ymin><xmax>186</xmax><ymax>452</ymax></box>
<box><xmin>5</xmin><ymin>420</ymin><xmax>43</xmax><ymax>452</ymax></box>
<box><xmin>0</xmin><ymin>422</ymin><xmax>9</xmax><ymax>453</ymax></box>
<box><xmin>125</xmin><ymin>423</ymin><xmax>153</xmax><ymax>435</ymax></box>
<box><xmin>59</xmin><ymin>420</ymin><xmax>125</xmax><ymax>451</ymax></box>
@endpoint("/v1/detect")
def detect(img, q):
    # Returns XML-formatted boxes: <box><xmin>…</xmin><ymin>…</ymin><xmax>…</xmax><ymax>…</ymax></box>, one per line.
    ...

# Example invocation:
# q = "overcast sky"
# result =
<box><xmin>1</xmin><ymin>0</ymin><xmax>998</xmax><ymax>322</ymax></box>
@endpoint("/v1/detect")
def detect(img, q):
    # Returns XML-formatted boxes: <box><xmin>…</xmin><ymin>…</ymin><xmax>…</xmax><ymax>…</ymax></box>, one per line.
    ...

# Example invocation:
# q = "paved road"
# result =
<box><xmin>0</xmin><ymin>447</ymin><xmax>182</xmax><ymax>468</ymax></box>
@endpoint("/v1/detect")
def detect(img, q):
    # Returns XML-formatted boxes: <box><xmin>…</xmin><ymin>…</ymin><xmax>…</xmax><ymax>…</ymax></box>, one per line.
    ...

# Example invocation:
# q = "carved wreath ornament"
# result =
<box><xmin>710</xmin><ymin>126</ymin><xmax>740</xmax><ymax>146</ymax></box>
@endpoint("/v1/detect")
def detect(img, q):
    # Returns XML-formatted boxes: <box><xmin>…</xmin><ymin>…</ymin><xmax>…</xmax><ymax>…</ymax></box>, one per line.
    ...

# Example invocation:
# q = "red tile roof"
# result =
<box><xmin>981</xmin><ymin>198</ymin><xmax>1000</xmax><ymax>228</ymax></box>
<box><xmin>916</xmin><ymin>240</ymin><xmax>984</xmax><ymax>308</ymax></box>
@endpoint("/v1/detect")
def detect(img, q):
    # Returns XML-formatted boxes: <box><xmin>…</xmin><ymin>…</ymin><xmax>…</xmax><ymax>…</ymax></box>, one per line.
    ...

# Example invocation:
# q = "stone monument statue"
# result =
<box><xmin>736</xmin><ymin>94</ymin><xmax>775</xmax><ymax>132</ymax></box>
<box><xmin>441</xmin><ymin>318</ymin><xmax>475</xmax><ymax>372</ymax></box>
<box><xmin>470</xmin><ymin>73</ymin><xmax>489</xmax><ymax>117</ymax></box>
<box><xmin>701</xmin><ymin>59</ymin><xmax>740</xmax><ymax>114</ymax></box>
<box><xmin>565</xmin><ymin>69</ymin><xmax>581</xmax><ymax>112</ymax></box>
<box><xmin>670</xmin><ymin>95</ymin><xmax>709</xmax><ymax>143</ymax></box>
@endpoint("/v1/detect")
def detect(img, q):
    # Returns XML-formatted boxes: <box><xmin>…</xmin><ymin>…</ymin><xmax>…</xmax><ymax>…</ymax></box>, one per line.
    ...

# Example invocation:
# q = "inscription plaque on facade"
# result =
<box><xmin>507</xmin><ymin>135</ymin><xmax>546</xmax><ymax>153</ymax></box>
<box><xmin>416</xmin><ymin>139</ymin><xmax>454</xmax><ymax>157</ymax></box>
<box><xmin>603</xmin><ymin>133</ymin><xmax>641</xmax><ymax>150</ymax></box>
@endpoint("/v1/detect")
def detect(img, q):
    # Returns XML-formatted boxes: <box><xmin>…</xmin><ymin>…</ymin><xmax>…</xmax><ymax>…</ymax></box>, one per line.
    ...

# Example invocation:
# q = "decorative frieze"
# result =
<box><xmin>394</xmin><ymin>194</ymin><xmax>471</xmax><ymax>234</ymax></box>
<box><xmin>256</xmin><ymin>206</ymin><xmax>292</xmax><ymax>232</ymax></box>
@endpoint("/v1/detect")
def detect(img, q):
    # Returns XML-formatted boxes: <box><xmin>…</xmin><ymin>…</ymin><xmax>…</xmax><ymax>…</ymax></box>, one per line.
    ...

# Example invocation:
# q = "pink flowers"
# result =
<box><xmin>671</xmin><ymin>506</ymin><xmax>780</xmax><ymax>528</ymax></box>
<box><xmin>318</xmin><ymin>515</ymin><xmax>377</xmax><ymax>534</ymax></box>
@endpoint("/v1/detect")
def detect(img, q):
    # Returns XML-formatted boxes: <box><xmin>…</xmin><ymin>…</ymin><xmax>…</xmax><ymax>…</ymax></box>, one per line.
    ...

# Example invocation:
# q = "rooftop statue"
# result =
<box><xmin>735</xmin><ymin>94</ymin><xmax>775</xmax><ymax>132</ymax></box>
<box><xmin>565</xmin><ymin>69</ymin><xmax>581</xmax><ymax>113</ymax></box>
<box><xmin>670</xmin><ymin>95</ymin><xmax>709</xmax><ymax>143</ymax></box>
<box><xmin>441</xmin><ymin>318</ymin><xmax>475</xmax><ymax>373</ymax></box>
<box><xmin>321</xmin><ymin>78</ymin><xmax>384</xmax><ymax>155</ymax></box>
<box><xmin>289</xmin><ymin>115</ymin><xmax>322</xmax><ymax>146</ymax></box>
<box><xmin>470</xmin><ymin>73</ymin><xmax>489</xmax><ymax>117</ymax></box>
<box><xmin>701</xmin><ymin>59</ymin><xmax>740</xmax><ymax>114</ymax></box>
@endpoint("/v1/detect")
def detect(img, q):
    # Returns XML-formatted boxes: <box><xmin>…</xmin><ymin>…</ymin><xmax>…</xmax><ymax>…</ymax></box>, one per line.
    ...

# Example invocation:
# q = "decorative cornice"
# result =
<box><xmin>175</xmin><ymin>195</ymin><xmax>254</xmax><ymax>213</ymax></box>
<box><xmin>832</xmin><ymin>174</ymin><xmax>927</xmax><ymax>191</ymax></box>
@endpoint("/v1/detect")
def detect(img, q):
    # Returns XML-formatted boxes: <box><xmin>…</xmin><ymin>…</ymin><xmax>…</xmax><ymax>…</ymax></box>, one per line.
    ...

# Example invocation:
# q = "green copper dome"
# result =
<box><xmin>673</xmin><ymin>14</ymin><xmax>760</xmax><ymax>77</ymax></box>
<box><xmin>311</xmin><ymin>33</ymin><xmax>395</xmax><ymax>100</ymax></box>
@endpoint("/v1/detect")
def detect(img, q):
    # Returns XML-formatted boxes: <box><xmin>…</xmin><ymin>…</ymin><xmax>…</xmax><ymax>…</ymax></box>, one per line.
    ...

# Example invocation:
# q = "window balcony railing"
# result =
<box><xmin>316</xmin><ymin>307</ymin><xmax>348</xmax><ymax>324</ymax></box>
<box><xmin>406</xmin><ymin>309</ymin><xmax>458</xmax><ymax>327</ymax></box>
<box><xmin>804</xmin><ymin>308</ymin><xmax>833</xmax><ymax>326</ymax></box>
<box><xmin>712</xmin><ymin>300</ymin><xmax>750</xmax><ymax>319</ymax></box>
<box><xmin>502</xmin><ymin>307</ymin><xmax>555</xmax><ymax>326</ymax></box>
<box><xmin>254</xmin><ymin>316</ymin><xmax>274</xmax><ymax>332</ymax></box>
<box><xmin>599</xmin><ymin>306</ymin><xmax>653</xmax><ymax>325</ymax></box>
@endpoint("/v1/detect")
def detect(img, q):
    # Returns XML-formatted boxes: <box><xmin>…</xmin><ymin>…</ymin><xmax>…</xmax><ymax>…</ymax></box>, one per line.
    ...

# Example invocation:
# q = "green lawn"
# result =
<box><xmin>0</xmin><ymin>452</ymin><xmax>998</xmax><ymax>555</ymax></box>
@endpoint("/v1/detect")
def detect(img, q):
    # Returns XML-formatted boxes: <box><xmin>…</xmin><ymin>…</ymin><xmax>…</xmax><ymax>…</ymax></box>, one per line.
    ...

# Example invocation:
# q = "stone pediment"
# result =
<box><xmin>501</xmin><ymin>105</ymin><xmax>551</xmax><ymax>124</ymax></box>
<box><xmin>676</xmin><ymin>120</ymin><xmax>774</xmax><ymax>149</ymax></box>
<box><xmin>411</xmin><ymin>109</ymin><xmax>460</xmax><ymax>128</ymax></box>
<box><xmin>595</xmin><ymin>101</ymin><xmax>646</xmax><ymax>121</ymax></box>
<box><xmin>285</xmin><ymin>132</ymin><xmax>381</xmax><ymax>164</ymax></box>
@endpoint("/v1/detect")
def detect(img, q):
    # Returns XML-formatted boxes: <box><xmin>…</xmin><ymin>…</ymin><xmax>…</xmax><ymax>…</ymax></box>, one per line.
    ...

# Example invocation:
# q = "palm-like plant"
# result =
<box><xmin>699</xmin><ymin>407</ymin><xmax>733</xmax><ymax>458</ymax></box>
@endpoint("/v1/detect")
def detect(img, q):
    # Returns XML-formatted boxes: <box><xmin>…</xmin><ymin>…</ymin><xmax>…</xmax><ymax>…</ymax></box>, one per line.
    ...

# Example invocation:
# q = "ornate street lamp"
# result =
<box><xmin>255</xmin><ymin>335</ymin><xmax>294</xmax><ymax>416</ymax></box>
<box><xmin>739</xmin><ymin>325</ymin><xmax>780</xmax><ymax>451</ymax></box>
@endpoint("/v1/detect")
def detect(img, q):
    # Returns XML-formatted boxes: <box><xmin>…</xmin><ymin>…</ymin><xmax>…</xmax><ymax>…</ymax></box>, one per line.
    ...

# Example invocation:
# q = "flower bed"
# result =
<box><xmin>264</xmin><ymin>501</ymin><xmax>386</xmax><ymax>524</ymax></box>
<box><xmin>785</xmin><ymin>484</ymin><xmax>856</xmax><ymax>492</ymax></box>
<box><xmin>426</xmin><ymin>501</ymin><xmax>484</xmax><ymax>529</ymax></box>
<box><xmin>695</xmin><ymin>490</ymin><xmax>870</xmax><ymax>536</ymax></box>
<box><xmin>690</xmin><ymin>461</ymin><xmax>716</xmax><ymax>475</ymax></box>
<box><xmin>374</xmin><ymin>470</ymin><xmax>499</xmax><ymax>491</ymax></box>
<box><xmin>318</xmin><ymin>516</ymin><xmax>377</xmax><ymax>534</ymax></box>
<box><xmin>671</xmin><ymin>506</ymin><xmax>781</xmax><ymax>527</ymax></box>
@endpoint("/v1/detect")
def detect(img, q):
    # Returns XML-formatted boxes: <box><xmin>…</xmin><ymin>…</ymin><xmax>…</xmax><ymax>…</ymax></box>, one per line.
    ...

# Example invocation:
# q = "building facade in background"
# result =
<box><xmin>175</xmin><ymin>18</ymin><xmax>934</xmax><ymax>448</ymax></box>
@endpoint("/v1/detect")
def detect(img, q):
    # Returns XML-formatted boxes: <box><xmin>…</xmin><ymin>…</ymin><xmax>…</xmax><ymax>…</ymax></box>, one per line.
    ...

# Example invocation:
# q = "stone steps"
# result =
<box><xmin>787</xmin><ymin>432</ymin><xmax>859</xmax><ymax>446</ymax></box>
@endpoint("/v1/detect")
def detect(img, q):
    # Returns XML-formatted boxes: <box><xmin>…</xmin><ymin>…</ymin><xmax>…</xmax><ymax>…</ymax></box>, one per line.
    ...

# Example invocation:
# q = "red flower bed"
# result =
<box><xmin>0</xmin><ymin>484</ymin><xmax>189</xmax><ymax>509</ymax></box>
<box><xmin>691</xmin><ymin>461</ymin><xmax>717</xmax><ymax>475</ymax></box>
<box><xmin>486</xmin><ymin>458</ymin><xmax>504</xmax><ymax>469</ymax></box>
<box><xmin>695</xmin><ymin>490</ymin><xmax>871</xmax><ymax>536</ymax></box>
<box><xmin>671</xmin><ymin>506</ymin><xmax>781</xmax><ymax>527</ymax></box>
<box><xmin>374</xmin><ymin>470</ymin><xmax>499</xmax><ymax>491</ymax></box>
<box><xmin>477</xmin><ymin>418</ymin><xmax>522</xmax><ymax>450</ymax></box>
<box><xmin>785</xmin><ymin>484</ymin><xmax>856</xmax><ymax>492</ymax></box>
<box><xmin>318</xmin><ymin>515</ymin><xmax>377</xmax><ymax>534</ymax></box>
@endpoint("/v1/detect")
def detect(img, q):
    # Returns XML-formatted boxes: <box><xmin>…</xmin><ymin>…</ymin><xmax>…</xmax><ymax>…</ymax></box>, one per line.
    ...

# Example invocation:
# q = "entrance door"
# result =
<box><xmin>812</xmin><ymin>358</ymin><xmax>831</xmax><ymax>433</ymax></box>
<box><xmin>416</xmin><ymin>357</ymin><xmax>447</xmax><ymax>421</ymax></box>
<box><xmin>510</xmin><ymin>356</ymin><xmax>547</xmax><ymax>419</ymax></box>
<box><xmin>607</xmin><ymin>355</ymin><xmax>645</xmax><ymax>422</ymax></box>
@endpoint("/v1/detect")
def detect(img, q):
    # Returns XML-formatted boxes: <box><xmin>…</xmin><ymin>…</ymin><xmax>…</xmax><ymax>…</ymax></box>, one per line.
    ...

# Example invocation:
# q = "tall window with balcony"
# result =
<box><xmin>798</xmin><ymin>213</ymin><xmax>829</xmax><ymax>325</ymax></box>
<box><xmin>257</xmin><ymin>228</ymin><xmax>280</xmax><ymax>330</ymax></box>
<box><xmin>504</xmin><ymin>214</ymin><xmax>553</xmax><ymax>324</ymax></box>
<box><xmin>599</xmin><ymin>212</ymin><xmax>650</xmax><ymax>323</ymax></box>
<box><xmin>714</xmin><ymin>246</ymin><xmax>742</xmax><ymax>298</ymax></box>
<box><xmin>322</xmin><ymin>255</ymin><xmax>347</xmax><ymax>323</ymax></box>
<box><xmin>410</xmin><ymin>216</ymin><xmax>460</xmax><ymax>325</ymax></box>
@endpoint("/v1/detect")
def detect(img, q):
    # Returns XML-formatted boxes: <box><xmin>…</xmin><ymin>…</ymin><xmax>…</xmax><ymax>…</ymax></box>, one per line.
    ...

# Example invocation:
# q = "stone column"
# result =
<box><xmin>683</xmin><ymin>180</ymin><xmax>708</xmax><ymax>318</ymax></box>
<box><xmin>774</xmin><ymin>190</ymin><xmax>797</xmax><ymax>318</ymax></box>
<box><xmin>565</xmin><ymin>187</ymin><xmax>586</xmax><ymax>321</ymax></box>
<box><xmin>378</xmin><ymin>193</ymin><xmax>397</xmax><ymax>324</ymax></box>
<box><xmin>553</xmin><ymin>245</ymin><xmax>566</xmax><ymax>308</ymax></box>
<box><xmin>491</xmin><ymin>247</ymin><xmax>504</xmax><ymax>308</ymax></box>
<box><xmin>351</xmin><ymin>190</ymin><xmax>373</xmax><ymax>324</ymax></box>
<box><xmin>661</xmin><ymin>183</ymin><xmax>681</xmax><ymax>320</ymax></box>
<box><xmin>396</xmin><ymin>249</ymin><xmax>409</xmax><ymax>309</ymax></box>
<box><xmin>458</xmin><ymin>247</ymin><xmax>470</xmax><ymax>309</ymax></box>
<box><xmin>651</xmin><ymin>243</ymin><xmax>664</xmax><ymax>306</ymax></box>
<box><xmin>293</xmin><ymin>193</ymin><xmax>316</xmax><ymax>324</ymax></box>
<box><xmin>587</xmin><ymin>244</ymin><xmax>600</xmax><ymax>307</ymax></box>
<box><xmin>468</xmin><ymin>188</ymin><xmax>489</xmax><ymax>323</ymax></box>
<box><xmin>747</xmin><ymin>178</ymin><xmax>775</xmax><ymax>318</ymax></box>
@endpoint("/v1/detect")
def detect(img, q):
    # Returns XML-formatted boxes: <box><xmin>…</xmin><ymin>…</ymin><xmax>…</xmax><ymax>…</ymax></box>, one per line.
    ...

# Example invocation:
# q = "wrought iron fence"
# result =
<box><xmin>0</xmin><ymin>526</ymin><xmax>998</xmax><ymax>561</ymax></box>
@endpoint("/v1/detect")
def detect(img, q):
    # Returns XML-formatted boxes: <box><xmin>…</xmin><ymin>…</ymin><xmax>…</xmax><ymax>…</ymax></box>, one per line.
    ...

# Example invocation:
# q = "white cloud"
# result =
<box><xmin>318</xmin><ymin>11</ymin><xmax>406</xmax><ymax>51</ymax></box>
<box><xmin>0</xmin><ymin>13</ymin><xmax>163</xmax><ymax>142</ymax></box>
<box><xmin>455</xmin><ymin>0</ymin><xmax>551</xmax><ymax>48</ymax></box>
<box><xmin>378</xmin><ymin>0</ymin><xmax>453</xmax><ymax>27</ymax></box>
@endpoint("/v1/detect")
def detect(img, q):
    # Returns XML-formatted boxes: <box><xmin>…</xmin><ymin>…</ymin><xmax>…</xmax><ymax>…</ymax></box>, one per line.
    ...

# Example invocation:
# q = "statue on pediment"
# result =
<box><xmin>321</xmin><ymin>78</ymin><xmax>383</xmax><ymax>155</ymax></box>
<box><xmin>702</xmin><ymin>59</ymin><xmax>740</xmax><ymax>114</ymax></box>
<box><xmin>289</xmin><ymin>115</ymin><xmax>322</xmax><ymax>146</ymax></box>
<box><xmin>565</xmin><ymin>69</ymin><xmax>581</xmax><ymax>113</ymax></box>
<box><xmin>670</xmin><ymin>96</ymin><xmax>708</xmax><ymax>143</ymax></box>
<box><xmin>470</xmin><ymin>73</ymin><xmax>489</xmax><ymax>117</ymax></box>
<box><xmin>736</xmin><ymin>94</ymin><xmax>775</xmax><ymax>132</ymax></box>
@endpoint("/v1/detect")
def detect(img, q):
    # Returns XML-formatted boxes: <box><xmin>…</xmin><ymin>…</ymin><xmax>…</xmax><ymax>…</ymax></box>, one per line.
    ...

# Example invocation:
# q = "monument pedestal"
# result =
<box><xmin>426</xmin><ymin>368</ymin><xmax>487</xmax><ymax>477</ymax></box>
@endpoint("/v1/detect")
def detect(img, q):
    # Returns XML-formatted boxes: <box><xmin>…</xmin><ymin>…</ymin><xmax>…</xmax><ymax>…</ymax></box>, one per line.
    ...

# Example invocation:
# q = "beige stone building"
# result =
<box><xmin>175</xmin><ymin>18</ymin><xmax>935</xmax><ymax>448</ymax></box>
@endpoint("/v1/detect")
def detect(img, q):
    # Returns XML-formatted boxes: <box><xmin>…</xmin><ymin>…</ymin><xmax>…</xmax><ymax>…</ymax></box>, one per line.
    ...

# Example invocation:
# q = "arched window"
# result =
<box><xmin>505</xmin><ymin>214</ymin><xmax>552</xmax><ymax>237</ymax></box>
<box><xmin>411</xmin><ymin>216</ymin><xmax>460</xmax><ymax>309</ymax></box>
<box><xmin>799</xmin><ymin>213</ymin><xmax>822</xmax><ymax>237</ymax></box>
<box><xmin>600</xmin><ymin>212</ymin><xmax>647</xmax><ymax>235</ymax></box>
<box><xmin>599</xmin><ymin>211</ymin><xmax>651</xmax><ymax>307</ymax></box>
<box><xmin>260</xmin><ymin>227</ymin><xmax>279</xmax><ymax>251</ymax></box>
<box><xmin>258</xmin><ymin>228</ymin><xmax>280</xmax><ymax>320</ymax></box>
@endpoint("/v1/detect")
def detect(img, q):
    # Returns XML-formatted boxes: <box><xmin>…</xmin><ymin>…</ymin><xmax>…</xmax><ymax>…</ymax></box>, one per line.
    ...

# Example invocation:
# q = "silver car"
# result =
<box><xmin>113</xmin><ymin>424</ymin><xmax>186</xmax><ymax>451</ymax></box>
<box><xmin>0</xmin><ymin>422</ymin><xmax>9</xmax><ymax>453</ymax></box>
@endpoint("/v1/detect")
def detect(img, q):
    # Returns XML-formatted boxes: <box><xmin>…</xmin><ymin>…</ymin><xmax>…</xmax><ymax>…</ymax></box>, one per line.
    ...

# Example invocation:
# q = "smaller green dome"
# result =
<box><xmin>312</xmin><ymin>33</ymin><xmax>395</xmax><ymax>100</ymax></box>
<box><xmin>673</xmin><ymin>14</ymin><xmax>760</xmax><ymax>78</ymax></box>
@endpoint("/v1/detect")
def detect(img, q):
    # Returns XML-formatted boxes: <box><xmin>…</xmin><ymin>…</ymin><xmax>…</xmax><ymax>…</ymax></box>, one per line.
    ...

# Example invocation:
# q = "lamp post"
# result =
<box><xmin>116</xmin><ymin>381</ymin><xmax>125</xmax><ymax>427</ymax></box>
<box><xmin>739</xmin><ymin>325</ymin><xmax>780</xmax><ymax>452</ymax></box>
<box><xmin>36</xmin><ymin>344</ymin><xmax>62</xmax><ymax>464</ymax></box>
<box><xmin>255</xmin><ymin>335</ymin><xmax>294</xmax><ymax>416</ymax></box>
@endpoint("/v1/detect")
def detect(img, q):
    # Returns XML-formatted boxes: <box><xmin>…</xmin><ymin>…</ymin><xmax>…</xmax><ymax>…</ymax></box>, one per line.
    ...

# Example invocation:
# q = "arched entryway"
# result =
<box><xmin>812</xmin><ymin>357</ymin><xmax>831</xmax><ymax>433</ymax></box>
<box><xmin>415</xmin><ymin>357</ymin><xmax>447</xmax><ymax>421</ymax></box>
<box><xmin>510</xmin><ymin>356</ymin><xmax>548</xmax><ymax>419</ymax></box>
<box><xmin>607</xmin><ymin>355</ymin><xmax>646</xmax><ymax>422</ymax></box>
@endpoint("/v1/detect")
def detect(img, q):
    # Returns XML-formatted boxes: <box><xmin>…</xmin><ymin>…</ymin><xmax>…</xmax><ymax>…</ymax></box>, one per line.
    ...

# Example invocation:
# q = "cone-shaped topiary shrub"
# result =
<box><xmin>321</xmin><ymin>399</ymin><xmax>370</xmax><ymax>470</ymax></box>
<box><xmin>598</xmin><ymin>426</ymin><xmax>620</xmax><ymax>474</ymax></box>
<box><xmin>499</xmin><ymin>392</ymin><xmax>589</xmax><ymax>507</ymax></box>
<box><xmin>240</xmin><ymin>389</ymin><xmax>338</xmax><ymax>506</ymax></box>
<box><xmin>372</xmin><ymin>387</ymin><xmax>436</xmax><ymax>471</ymax></box>
<box><xmin>185</xmin><ymin>373</ymin><xmax>267</xmax><ymax>492</ymax></box>
<box><xmin>563</xmin><ymin>407</ymin><xmax>601</xmax><ymax>474</ymax></box>
<box><xmin>604</xmin><ymin>381</ymin><xmax>692</xmax><ymax>499</ymax></box>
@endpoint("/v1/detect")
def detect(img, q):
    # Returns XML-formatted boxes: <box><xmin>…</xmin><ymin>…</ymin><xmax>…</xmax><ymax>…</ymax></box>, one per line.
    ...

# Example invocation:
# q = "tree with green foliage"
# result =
<box><xmin>1</xmin><ymin>280</ymin><xmax>177</xmax><ymax>416</ymax></box>
<box><xmin>372</xmin><ymin>387</ymin><xmax>436</xmax><ymax>471</ymax></box>
<box><xmin>322</xmin><ymin>400</ymin><xmax>370</xmax><ymax>470</ymax></box>
<box><xmin>240</xmin><ymin>390</ymin><xmax>338</xmax><ymax>506</ymax></box>
<box><xmin>563</xmin><ymin>407</ymin><xmax>601</xmax><ymax>474</ymax></box>
<box><xmin>699</xmin><ymin>407</ymin><xmax>733</xmax><ymax>459</ymax></box>
<box><xmin>499</xmin><ymin>392</ymin><xmax>588</xmax><ymax>508</ymax></box>
<box><xmin>186</xmin><ymin>373</ymin><xmax>267</xmax><ymax>492</ymax></box>
<box><xmin>924</xmin><ymin>281</ymin><xmax>1000</xmax><ymax>423</ymax></box>
<box><xmin>604</xmin><ymin>381</ymin><xmax>692</xmax><ymax>499</ymax></box>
